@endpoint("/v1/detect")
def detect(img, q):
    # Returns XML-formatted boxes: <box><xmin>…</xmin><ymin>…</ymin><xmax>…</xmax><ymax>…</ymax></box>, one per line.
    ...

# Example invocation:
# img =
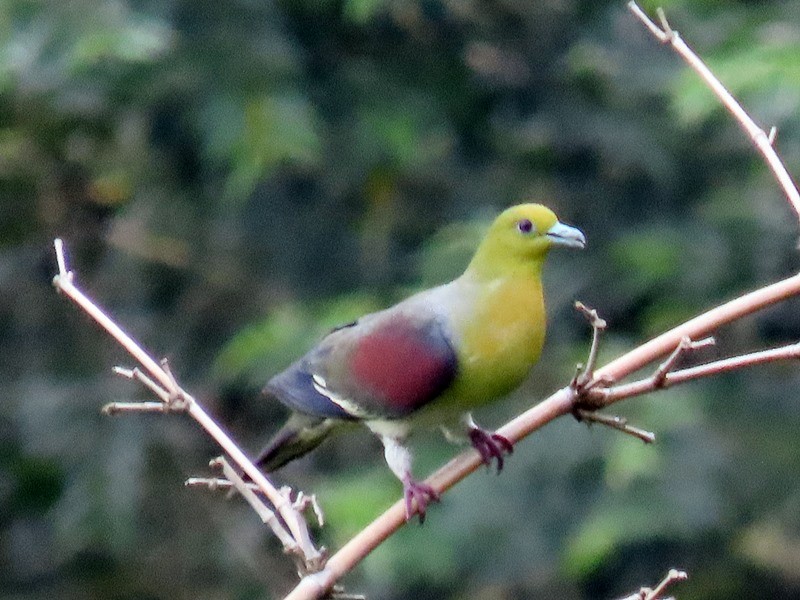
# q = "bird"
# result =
<box><xmin>255</xmin><ymin>204</ymin><xmax>585</xmax><ymax>522</ymax></box>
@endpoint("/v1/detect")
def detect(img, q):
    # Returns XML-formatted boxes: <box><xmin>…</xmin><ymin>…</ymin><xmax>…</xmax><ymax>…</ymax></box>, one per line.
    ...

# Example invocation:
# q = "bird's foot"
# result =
<box><xmin>402</xmin><ymin>475</ymin><xmax>440</xmax><ymax>524</ymax></box>
<box><xmin>468</xmin><ymin>426</ymin><xmax>513</xmax><ymax>473</ymax></box>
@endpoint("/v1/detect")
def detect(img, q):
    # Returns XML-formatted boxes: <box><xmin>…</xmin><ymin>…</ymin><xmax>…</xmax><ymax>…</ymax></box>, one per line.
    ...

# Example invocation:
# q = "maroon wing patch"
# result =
<box><xmin>348</xmin><ymin>317</ymin><xmax>457</xmax><ymax>417</ymax></box>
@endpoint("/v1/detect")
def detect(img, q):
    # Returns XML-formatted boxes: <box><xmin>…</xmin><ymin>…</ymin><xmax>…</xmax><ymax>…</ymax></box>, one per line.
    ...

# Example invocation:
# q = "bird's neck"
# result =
<box><xmin>465</xmin><ymin>249</ymin><xmax>546</xmax><ymax>283</ymax></box>
<box><xmin>465</xmin><ymin>239</ymin><xmax>547</xmax><ymax>282</ymax></box>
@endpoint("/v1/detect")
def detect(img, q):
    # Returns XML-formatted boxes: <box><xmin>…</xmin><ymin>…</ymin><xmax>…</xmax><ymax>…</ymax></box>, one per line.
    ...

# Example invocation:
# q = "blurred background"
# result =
<box><xmin>3</xmin><ymin>0</ymin><xmax>800</xmax><ymax>598</ymax></box>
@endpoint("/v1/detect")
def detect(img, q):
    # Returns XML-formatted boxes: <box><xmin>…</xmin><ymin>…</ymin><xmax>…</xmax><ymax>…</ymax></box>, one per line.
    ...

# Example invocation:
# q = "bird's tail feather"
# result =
<box><xmin>256</xmin><ymin>413</ymin><xmax>339</xmax><ymax>472</ymax></box>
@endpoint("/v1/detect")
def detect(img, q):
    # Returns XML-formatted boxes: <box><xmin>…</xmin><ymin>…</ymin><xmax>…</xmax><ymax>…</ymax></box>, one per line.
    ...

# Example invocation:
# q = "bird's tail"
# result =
<box><xmin>255</xmin><ymin>412</ymin><xmax>340</xmax><ymax>472</ymax></box>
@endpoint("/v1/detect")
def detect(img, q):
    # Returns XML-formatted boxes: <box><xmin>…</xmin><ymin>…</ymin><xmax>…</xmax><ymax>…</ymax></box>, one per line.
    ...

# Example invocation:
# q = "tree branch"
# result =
<box><xmin>52</xmin><ymin>239</ymin><xmax>324</xmax><ymax>573</ymax></box>
<box><xmin>594</xmin><ymin>273</ymin><xmax>800</xmax><ymax>387</ymax></box>
<box><xmin>628</xmin><ymin>1</ymin><xmax>800</xmax><ymax>222</ymax></box>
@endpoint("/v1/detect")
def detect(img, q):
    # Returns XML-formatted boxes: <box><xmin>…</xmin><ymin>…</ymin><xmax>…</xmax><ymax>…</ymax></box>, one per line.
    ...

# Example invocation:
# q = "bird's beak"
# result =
<box><xmin>546</xmin><ymin>221</ymin><xmax>586</xmax><ymax>249</ymax></box>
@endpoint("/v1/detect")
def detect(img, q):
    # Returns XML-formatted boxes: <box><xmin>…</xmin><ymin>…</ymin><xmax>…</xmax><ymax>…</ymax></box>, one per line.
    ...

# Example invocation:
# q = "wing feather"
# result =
<box><xmin>264</xmin><ymin>301</ymin><xmax>458</xmax><ymax>420</ymax></box>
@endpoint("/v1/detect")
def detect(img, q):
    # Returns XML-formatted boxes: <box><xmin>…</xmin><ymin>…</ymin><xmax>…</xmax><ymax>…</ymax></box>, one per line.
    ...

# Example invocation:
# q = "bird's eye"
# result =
<box><xmin>516</xmin><ymin>219</ymin><xmax>534</xmax><ymax>234</ymax></box>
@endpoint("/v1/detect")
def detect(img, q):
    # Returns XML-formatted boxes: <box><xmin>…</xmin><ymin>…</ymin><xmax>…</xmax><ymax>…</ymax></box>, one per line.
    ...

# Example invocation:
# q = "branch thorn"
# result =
<box><xmin>102</xmin><ymin>401</ymin><xmax>171</xmax><ymax>415</ymax></box>
<box><xmin>330</xmin><ymin>586</ymin><xmax>367</xmax><ymax>600</ymax></box>
<box><xmin>573</xmin><ymin>408</ymin><xmax>656</xmax><ymax>444</ymax></box>
<box><xmin>113</xmin><ymin>365</ymin><xmax>172</xmax><ymax>404</ymax></box>
<box><xmin>654</xmin><ymin>336</ymin><xmax>715</xmax><ymax>387</ymax></box>
<box><xmin>52</xmin><ymin>238</ymin><xmax>74</xmax><ymax>286</ymax></box>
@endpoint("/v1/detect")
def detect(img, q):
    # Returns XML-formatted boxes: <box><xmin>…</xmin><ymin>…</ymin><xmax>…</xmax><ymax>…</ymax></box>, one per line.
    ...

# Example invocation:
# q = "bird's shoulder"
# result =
<box><xmin>319</xmin><ymin>279</ymin><xmax>466</xmax><ymax>348</ymax></box>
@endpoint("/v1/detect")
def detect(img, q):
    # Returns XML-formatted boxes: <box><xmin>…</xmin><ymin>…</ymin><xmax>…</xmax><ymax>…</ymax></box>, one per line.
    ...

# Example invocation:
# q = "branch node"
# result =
<box><xmin>113</xmin><ymin>365</ymin><xmax>172</xmax><ymax>404</ymax></box>
<box><xmin>210</xmin><ymin>457</ymin><xmax>311</xmax><ymax>561</ymax></box>
<box><xmin>656</xmin><ymin>7</ymin><xmax>676</xmax><ymax>42</ymax></box>
<box><xmin>628</xmin><ymin>2</ymin><xmax>668</xmax><ymax>43</ymax></box>
<box><xmin>575</xmin><ymin>300</ymin><xmax>607</xmax><ymax>330</ymax></box>
<box><xmin>161</xmin><ymin>358</ymin><xmax>177</xmax><ymax>386</ymax></box>
<box><xmin>186</xmin><ymin>476</ymin><xmax>229</xmax><ymax>491</ymax></box>
<box><xmin>159</xmin><ymin>358</ymin><xmax>189</xmax><ymax>410</ymax></box>
<box><xmin>113</xmin><ymin>366</ymin><xmax>135</xmax><ymax>379</ymax></box>
<box><xmin>768</xmin><ymin>125</ymin><xmax>778</xmax><ymax>145</ymax></box>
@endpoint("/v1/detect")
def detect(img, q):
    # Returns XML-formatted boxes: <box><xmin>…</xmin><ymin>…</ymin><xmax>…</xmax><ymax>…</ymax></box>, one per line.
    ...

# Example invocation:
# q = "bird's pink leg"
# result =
<box><xmin>467</xmin><ymin>422</ymin><xmax>514</xmax><ymax>473</ymax></box>
<box><xmin>402</xmin><ymin>475</ymin><xmax>440</xmax><ymax>524</ymax></box>
<box><xmin>371</xmin><ymin>426</ymin><xmax>440</xmax><ymax>523</ymax></box>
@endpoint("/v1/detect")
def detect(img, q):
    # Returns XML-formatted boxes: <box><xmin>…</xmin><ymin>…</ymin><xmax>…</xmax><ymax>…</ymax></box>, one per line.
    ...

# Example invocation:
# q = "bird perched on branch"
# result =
<box><xmin>256</xmin><ymin>204</ymin><xmax>585</xmax><ymax>522</ymax></box>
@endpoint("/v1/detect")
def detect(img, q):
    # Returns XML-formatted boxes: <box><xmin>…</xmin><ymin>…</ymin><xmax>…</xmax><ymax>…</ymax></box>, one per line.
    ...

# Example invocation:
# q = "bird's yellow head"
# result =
<box><xmin>467</xmin><ymin>203</ymin><xmax>585</xmax><ymax>279</ymax></box>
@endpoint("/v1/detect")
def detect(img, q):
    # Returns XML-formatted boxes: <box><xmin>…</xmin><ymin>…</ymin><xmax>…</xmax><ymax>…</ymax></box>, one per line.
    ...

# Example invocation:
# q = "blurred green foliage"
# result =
<box><xmin>2</xmin><ymin>0</ymin><xmax>800</xmax><ymax>598</ymax></box>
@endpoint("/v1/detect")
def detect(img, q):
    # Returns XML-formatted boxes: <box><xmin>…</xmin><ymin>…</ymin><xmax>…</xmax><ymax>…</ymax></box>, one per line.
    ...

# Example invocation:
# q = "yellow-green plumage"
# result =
<box><xmin>426</xmin><ymin>205</ymin><xmax>567</xmax><ymax>411</ymax></box>
<box><xmin>448</xmin><ymin>267</ymin><xmax>546</xmax><ymax>406</ymax></box>
<box><xmin>256</xmin><ymin>203</ymin><xmax>585</xmax><ymax>521</ymax></box>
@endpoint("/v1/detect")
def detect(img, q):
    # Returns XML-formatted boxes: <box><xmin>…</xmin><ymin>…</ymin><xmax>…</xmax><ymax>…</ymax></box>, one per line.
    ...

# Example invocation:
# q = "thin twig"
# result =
<box><xmin>573</xmin><ymin>409</ymin><xmax>656</xmax><ymax>444</ymax></box>
<box><xmin>628</xmin><ymin>1</ymin><xmax>800</xmax><ymax>221</ymax></box>
<box><xmin>594</xmin><ymin>274</ymin><xmax>800</xmax><ymax>386</ymax></box>
<box><xmin>628</xmin><ymin>1</ymin><xmax>669</xmax><ymax>41</ymax></box>
<box><xmin>210</xmin><ymin>457</ymin><xmax>301</xmax><ymax>558</ymax></box>
<box><xmin>616</xmin><ymin>568</ymin><xmax>688</xmax><ymax>600</ymax></box>
<box><xmin>571</xmin><ymin>305</ymin><xmax>655</xmax><ymax>443</ymax></box>
<box><xmin>186</xmin><ymin>476</ymin><xmax>249</xmax><ymax>491</ymax></box>
<box><xmin>292</xmin><ymin>490</ymin><xmax>326</xmax><ymax>528</ymax></box>
<box><xmin>54</xmin><ymin>238</ymin><xmax>71</xmax><ymax>282</ymax></box>
<box><xmin>597</xmin><ymin>341</ymin><xmax>800</xmax><ymax>404</ymax></box>
<box><xmin>186</xmin><ymin>478</ymin><xmax>325</xmax><ymax>526</ymax></box>
<box><xmin>572</xmin><ymin>301</ymin><xmax>608</xmax><ymax>390</ymax></box>
<box><xmin>113</xmin><ymin>366</ymin><xmax>172</xmax><ymax>402</ymax></box>
<box><xmin>645</xmin><ymin>568</ymin><xmax>688</xmax><ymax>600</ymax></box>
<box><xmin>573</xmin><ymin>331</ymin><xmax>712</xmax><ymax>444</ymax></box>
<box><xmin>652</xmin><ymin>337</ymin><xmax>714</xmax><ymax>387</ymax></box>
<box><xmin>102</xmin><ymin>401</ymin><xmax>175</xmax><ymax>415</ymax></box>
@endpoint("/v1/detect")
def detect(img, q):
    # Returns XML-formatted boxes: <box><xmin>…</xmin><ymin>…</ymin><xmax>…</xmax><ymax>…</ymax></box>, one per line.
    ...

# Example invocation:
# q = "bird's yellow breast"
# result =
<box><xmin>446</xmin><ymin>271</ymin><xmax>546</xmax><ymax>408</ymax></box>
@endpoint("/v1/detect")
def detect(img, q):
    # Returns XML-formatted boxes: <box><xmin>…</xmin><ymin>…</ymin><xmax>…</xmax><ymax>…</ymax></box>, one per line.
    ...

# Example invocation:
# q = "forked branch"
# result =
<box><xmin>595</xmin><ymin>340</ymin><xmax>800</xmax><ymax>404</ymax></box>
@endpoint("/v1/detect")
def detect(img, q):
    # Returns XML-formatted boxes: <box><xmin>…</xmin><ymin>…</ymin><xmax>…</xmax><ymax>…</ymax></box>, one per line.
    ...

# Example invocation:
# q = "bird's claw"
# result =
<box><xmin>402</xmin><ymin>476</ymin><xmax>440</xmax><ymax>524</ymax></box>
<box><xmin>468</xmin><ymin>426</ymin><xmax>513</xmax><ymax>473</ymax></box>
